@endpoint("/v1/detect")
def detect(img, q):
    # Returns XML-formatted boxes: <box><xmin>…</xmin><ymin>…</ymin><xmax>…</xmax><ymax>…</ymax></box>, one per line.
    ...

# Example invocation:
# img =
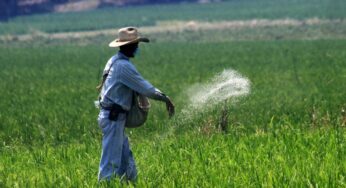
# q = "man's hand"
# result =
<box><xmin>155</xmin><ymin>90</ymin><xmax>175</xmax><ymax>118</ymax></box>
<box><xmin>165</xmin><ymin>98</ymin><xmax>175</xmax><ymax>118</ymax></box>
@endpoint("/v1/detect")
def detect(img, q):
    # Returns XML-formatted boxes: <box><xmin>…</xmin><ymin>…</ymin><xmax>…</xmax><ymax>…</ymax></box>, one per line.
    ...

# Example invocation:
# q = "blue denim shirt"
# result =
<box><xmin>100</xmin><ymin>52</ymin><xmax>166</xmax><ymax>110</ymax></box>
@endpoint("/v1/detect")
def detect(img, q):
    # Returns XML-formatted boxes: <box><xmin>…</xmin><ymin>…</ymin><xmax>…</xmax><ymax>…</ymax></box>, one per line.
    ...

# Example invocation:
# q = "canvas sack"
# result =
<box><xmin>125</xmin><ymin>92</ymin><xmax>150</xmax><ymax>128</ymax></box>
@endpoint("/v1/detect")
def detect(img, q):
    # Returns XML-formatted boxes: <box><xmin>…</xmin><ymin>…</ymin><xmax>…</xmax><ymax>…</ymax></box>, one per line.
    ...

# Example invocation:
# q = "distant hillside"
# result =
<box><xmin>0</xmin><ymin>0</ymin><xmax>220</xmax><ymax>21</ymax></box>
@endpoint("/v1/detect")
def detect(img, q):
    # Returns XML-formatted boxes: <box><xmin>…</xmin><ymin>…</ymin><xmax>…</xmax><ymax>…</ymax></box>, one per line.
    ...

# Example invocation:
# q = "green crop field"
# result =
<box><xmin>0</xmin><ymin>0</ymin><xmax>346</xmax><ymax>35</ymax></box>
<box><xmin>1</xmin><ymin>0</ymin><xmax>346</xmax><ymax>187</ymax></box>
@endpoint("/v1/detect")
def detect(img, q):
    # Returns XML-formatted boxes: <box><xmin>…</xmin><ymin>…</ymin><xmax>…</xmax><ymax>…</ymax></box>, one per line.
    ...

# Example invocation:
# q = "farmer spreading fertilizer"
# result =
<box><xmin>96</xmin><ymin>27</ymin><xmax>175</xmax><ymax>182</ymax></box>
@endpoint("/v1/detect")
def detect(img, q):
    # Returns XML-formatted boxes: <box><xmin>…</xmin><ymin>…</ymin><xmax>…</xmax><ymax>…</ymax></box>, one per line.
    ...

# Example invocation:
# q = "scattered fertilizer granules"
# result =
<box><xmin>188</xmin><ymin>69</ymin><xmax>251</xmax><ymax>109</ymax></box>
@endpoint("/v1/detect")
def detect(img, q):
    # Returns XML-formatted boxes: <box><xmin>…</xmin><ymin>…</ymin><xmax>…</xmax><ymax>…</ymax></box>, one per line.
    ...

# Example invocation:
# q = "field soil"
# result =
<box><xmin>1</xmin><ymin>18</ymin><xmax>345</xmax><ymax>42</ymax></box>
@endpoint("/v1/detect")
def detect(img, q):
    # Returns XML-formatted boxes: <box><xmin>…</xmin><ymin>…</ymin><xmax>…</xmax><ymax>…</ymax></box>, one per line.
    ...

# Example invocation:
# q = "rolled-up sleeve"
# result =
<box><xmin>118</xmin><ymin>61</ymin><xmax>168</xmax><ymax>102</ymax></box>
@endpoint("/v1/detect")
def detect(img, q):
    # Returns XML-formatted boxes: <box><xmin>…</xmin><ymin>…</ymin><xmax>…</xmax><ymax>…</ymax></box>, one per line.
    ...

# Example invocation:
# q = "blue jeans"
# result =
<box><xmin>97</xmin><ymin>109</ymin><xmax>137</xmax><ymax>181</ymax></box>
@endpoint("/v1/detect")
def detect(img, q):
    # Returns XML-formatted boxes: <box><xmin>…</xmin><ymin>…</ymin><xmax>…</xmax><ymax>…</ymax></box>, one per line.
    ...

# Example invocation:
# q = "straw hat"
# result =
<box><xmin>109</xmin><ymin>27</ymin><xmax>149</xmax><ymax>47</ymax></box>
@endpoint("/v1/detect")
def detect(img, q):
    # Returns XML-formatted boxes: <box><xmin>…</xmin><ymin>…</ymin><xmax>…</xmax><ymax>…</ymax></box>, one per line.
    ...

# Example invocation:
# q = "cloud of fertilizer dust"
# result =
<box><xmin>187</xmin><ymin>69</ymin><xmax>251</xmax><ymax>109</ymax></box>
<box><xmin>158</xmin><ymin>69</ymin><xmax>251</xmax><ymax>140</ymax></box>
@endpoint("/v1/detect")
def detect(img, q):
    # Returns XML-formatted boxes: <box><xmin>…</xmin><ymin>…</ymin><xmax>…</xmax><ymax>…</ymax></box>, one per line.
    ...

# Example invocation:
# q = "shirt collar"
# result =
<box><xmin>117</xmin><ymin>51</ymin><xmax>130</xmax><ymax>60</ymax></box>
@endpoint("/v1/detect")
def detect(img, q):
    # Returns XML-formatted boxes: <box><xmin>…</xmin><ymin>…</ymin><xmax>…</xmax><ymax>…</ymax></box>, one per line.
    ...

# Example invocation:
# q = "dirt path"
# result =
<box><xmin>1</xmin><ymin>18</ymin><xmax>344</xmax><ymax>42</ymax></box>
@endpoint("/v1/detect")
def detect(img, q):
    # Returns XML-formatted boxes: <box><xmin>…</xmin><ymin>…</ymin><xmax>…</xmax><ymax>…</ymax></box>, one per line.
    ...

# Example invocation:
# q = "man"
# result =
<box><xmin>97</xmin><ymin>27</ymin><xmax>175</xmax><ymax>182</ymax></box>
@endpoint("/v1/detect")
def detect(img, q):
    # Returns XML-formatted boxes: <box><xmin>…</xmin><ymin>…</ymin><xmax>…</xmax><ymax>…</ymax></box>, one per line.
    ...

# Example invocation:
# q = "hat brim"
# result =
<box><xmin>109</xmin><ymin>37</ymin><xmax>149</xmax><ymax>48</ymax></box>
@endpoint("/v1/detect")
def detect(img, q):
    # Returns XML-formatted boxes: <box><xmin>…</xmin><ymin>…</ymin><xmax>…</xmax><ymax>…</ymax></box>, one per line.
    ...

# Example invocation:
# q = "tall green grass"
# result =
<box><xmin>0</xmin><ymin>40</ymin><xmax>345</xmax><ymax>186</ymax></box>
<box><xmin>0</xmin><ymin>0</ymin><xmax>345</xmax><ymax>35</ymax></box>
<box><xmin>1</xmin><ymin>127</ymin><xmax>345</xmax><ymax>187</ymax></box>
<box><xmin>0</xmin><ymin>40</ymin><xmax>345</xmax><ymax>144</ymax></box>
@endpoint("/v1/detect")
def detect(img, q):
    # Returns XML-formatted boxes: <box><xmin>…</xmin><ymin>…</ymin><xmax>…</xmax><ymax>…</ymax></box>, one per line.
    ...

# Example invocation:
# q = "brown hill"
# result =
<box><xmin>0</xmin><ymin>0</ymin><xmax>217</xmax><ymax>21</ymax></box>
